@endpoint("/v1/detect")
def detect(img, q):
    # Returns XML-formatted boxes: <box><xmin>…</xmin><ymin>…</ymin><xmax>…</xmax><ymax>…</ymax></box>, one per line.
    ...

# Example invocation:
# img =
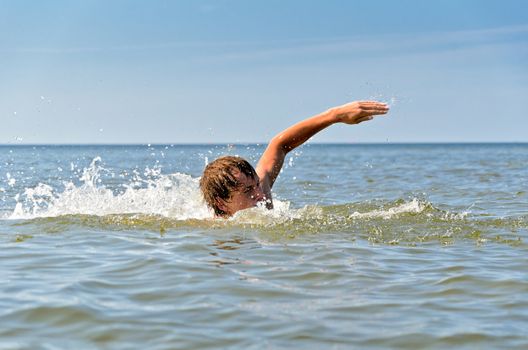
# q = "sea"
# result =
<box><xmin>1</xmin><ymin>143</ymin><xmax>527</xmax><ymax>349</ymax></box>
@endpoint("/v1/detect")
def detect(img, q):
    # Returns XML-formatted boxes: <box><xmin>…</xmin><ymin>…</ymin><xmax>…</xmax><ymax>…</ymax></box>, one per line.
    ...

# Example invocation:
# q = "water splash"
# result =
<box><xmin>353</xmin><ymin>81</ymin><xmax>411</xmax><ymax>108</ymax></box>
<box><xmin>7</xmin><ymin>157</ymin><xmax>326</xmax><ymax>223</ymax></box>
<box><xmin>9</xmin><ymin>156</ymin><xmax>520</xmax><ymax>247</ymax></box>
<box><xmin>349</xmin><ymin>198</ymin><xmax>429</xmax><ymax>219</ymax></box>
<box><xmin>8</xmin><ymin>157</ymin><xmax>311</xmax><ymax>222</ymax></box>
<box><xmin>229</xmin><ymin>201</ymin><xmax>322</xmax><ymax>226</ymax></box>
<box><xmin>7</xmin><ymin>157</ymin><xmax>457</xmax><ymax>224</ymax></box>
<box><xmin>10</xmin><ymin>157</ymin><xmax>212</xmax><ymax>220</ymax></box>
<box><xmin>6</xmin><ymin>173</ymin><xmax>16</xmax><ymax>187</ymax></box>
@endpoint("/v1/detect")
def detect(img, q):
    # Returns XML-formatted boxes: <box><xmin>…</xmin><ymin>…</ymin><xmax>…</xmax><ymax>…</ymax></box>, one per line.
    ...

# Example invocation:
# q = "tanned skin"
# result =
<box><xmin>216</xmin><ymin>101</ymin><xmax>389</xmax><ymax>216</ymax></box>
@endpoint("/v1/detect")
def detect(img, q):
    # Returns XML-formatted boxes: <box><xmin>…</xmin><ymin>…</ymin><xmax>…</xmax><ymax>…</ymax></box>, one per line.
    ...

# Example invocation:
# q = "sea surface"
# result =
<box><xmin>1</xmin><ymin>143</ymin><xmax>527</xmax><ymax>349</ymax></box>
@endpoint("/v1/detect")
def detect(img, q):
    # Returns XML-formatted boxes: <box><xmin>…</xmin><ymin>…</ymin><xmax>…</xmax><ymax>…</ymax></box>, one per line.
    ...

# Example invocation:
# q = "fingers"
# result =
<box><xmin>362</xmin><ymin>107</ymin><xmax>389</xmax><ymax>116</ymax></box>
<box><xmin>363</xmin><ymin>101</ymin><xmax>389</xmax><ymax>109</ymax></box>
<box><xmin>357</xmin><ymin>101</ymin><xmax>389</xmax><ymax>113</ymax></box>
<box><xmin>362</xmin><ymin>105</ymin><xmax>389</xmax><ymax>110</ymax></box>
<box><xmin>356</xmin><ymin>116</ymin><xmax>374</xmax><ymax>123</ymax></box>
<box><xmin>357</xmin><ymin>100</ymin><xmax>388</xmax><ymax>106</ymax></box>
<box><xmin>337</xmin><ymin>100</ymin><xmax>389</xmax><ymax>124</ymax></box>
<box><xmin>344</xmin><ymin>100</ymin><xmax>386</xmax><ymax>106</ymax></box>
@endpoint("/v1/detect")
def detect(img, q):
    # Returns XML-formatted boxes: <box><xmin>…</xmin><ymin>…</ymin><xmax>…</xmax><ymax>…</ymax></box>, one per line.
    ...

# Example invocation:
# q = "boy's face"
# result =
<box><xmin>219</xmin><ymin>170</ymin><xmax>265</xmax><ymax>216</ymax></box>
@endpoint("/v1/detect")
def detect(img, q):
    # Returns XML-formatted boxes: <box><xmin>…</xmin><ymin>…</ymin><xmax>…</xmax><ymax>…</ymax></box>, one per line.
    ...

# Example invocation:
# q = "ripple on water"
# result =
<box><xmin>1</xmin><ymin>147</ymin><xmax>528</xmax><ymax>349</ymax></box>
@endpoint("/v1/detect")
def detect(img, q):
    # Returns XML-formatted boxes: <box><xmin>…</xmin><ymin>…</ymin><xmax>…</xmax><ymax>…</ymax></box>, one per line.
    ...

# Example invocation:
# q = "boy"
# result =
<box><xmin>200</xmin><ymin>101</ymin><xmax>389</xmax><ymax>217</ymax></box>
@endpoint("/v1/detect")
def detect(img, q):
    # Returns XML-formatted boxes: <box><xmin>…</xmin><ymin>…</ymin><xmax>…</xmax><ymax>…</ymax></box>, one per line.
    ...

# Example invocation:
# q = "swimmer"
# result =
<box><xmin>200</xmin><ymin>101</ymin><xmax>389</xmax><ymax>217</ymax></box>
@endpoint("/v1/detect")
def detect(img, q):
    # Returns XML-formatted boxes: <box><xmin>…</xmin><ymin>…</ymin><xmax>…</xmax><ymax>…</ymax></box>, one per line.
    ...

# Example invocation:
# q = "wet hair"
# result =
<box><xmin>200</xmin><ymin>156</ymin><xmax>257</xmax><ymax>216</ymax></box>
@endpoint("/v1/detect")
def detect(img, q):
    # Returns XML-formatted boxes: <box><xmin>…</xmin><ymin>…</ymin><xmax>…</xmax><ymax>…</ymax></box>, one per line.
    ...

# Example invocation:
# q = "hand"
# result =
<box><xmin>331</xmin><ymin>101</ymin><xmax>389</xmax><ymax>125</ymax></box>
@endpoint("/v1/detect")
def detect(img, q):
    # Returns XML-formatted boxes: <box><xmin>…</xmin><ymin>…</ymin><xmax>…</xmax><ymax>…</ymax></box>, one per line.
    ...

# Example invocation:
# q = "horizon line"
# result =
<box><xmin>1</xmin><ymin>141</ymin><xmax>527</xmax><ymax>147</ymax></box>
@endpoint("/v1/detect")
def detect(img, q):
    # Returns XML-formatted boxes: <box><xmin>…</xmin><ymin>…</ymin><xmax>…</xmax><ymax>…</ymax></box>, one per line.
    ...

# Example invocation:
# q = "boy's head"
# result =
<box><xmin>200</xmin><ymin>156</ymin><xmax>265</xmax><ymax>217</ymax></box>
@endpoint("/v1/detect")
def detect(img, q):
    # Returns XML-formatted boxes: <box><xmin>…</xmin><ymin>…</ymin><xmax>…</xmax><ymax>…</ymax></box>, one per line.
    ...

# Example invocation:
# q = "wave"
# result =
<box><xmin>9</xmin><ymin>157</ymin><xmax>211</xmax><ymax>220</ymax></box>
<box><xmin>5</xmin><ymin>157</ymin><xmax>526</xmax><ymax>245</ymax></box>
<box><xmin>8</xmin><ymin>200</ymin><xmax>526</xmax><ymax>246</ymax></box>
<box><xmin>7</xmin><ymin>157</ymin><xmax>439</xmax><ymax>222</ymax></box>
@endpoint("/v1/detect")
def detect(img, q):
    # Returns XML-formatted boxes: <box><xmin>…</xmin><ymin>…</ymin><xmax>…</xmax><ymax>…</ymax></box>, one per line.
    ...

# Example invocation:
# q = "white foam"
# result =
<box><xmin>7</xmin><ymin>156</ymin><xmax>319</xmax><ymax>222</ymax></box>
<box><xmin>229</xmin><ymin>201</ymin><xmax>323</xmax><ymax>226</ymax></box>
<box><xmin>8</xmin><ymin>157</ymin><xmax>315</xmax><ymax>222</ymax></box>
<box><xmin>6</xmin><ymin>173</ymin><xmax>16</xmax><ymax>187</ymax></box>
<box><xmin>9</xmin><ymin>157</ymin><xmax>213</xmax><ymax>220</ymax></box>
<box><xmin>349</xmin><ymin>198</ymin><xmax>426</xmax><ymax>219</ymax></box>
<box><xmin>7</xmin><ymin>157</ymin><xmax>445</xmax><ymax>224</ymax></box>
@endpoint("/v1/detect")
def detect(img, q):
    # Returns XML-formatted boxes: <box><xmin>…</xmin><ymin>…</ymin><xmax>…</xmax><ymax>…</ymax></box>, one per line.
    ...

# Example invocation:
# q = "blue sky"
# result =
<box><xmin>1</xmin><ymin>0</ymin><xmax>527</xmax><ymax>144</ymax></box>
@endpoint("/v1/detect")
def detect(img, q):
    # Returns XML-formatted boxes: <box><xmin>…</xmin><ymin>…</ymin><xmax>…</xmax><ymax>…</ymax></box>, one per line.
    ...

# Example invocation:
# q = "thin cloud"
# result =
<box><xmin>1</xmin><ymin>23</ymin><xmax>527</xmax><ymax>58</ymax></box>
<box><xmin>208</xmin><ymin>24</ymin><xmax>528</xmax><ymax>61</ymax></box>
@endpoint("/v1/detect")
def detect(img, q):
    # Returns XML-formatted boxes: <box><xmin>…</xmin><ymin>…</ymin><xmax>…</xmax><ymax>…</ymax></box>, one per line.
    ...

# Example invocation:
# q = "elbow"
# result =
<box><xmin>270</xmin><ymin>134</ymin><xmax>292</xmax><ymax>153</ymax></box>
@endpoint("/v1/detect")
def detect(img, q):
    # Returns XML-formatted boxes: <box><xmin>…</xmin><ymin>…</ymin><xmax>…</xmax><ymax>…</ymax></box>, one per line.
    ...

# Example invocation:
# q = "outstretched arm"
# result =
<box><xmin>256</xmin><ymin>101</ymin><xmax>389</xmax><ymax>192</ymax></box>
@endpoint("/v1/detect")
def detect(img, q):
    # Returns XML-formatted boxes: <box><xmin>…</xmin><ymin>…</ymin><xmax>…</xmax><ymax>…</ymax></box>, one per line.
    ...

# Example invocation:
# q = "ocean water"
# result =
<box><xmin>1</xmin><ymin>143</ymin><xmax>527</xmax><ymax>349</ymax></box>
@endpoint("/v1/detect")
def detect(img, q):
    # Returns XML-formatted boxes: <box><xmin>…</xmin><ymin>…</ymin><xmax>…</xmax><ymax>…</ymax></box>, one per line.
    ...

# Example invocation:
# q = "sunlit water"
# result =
<box><xmin>1</xmin><ymin>144</ymin><xmax>527</xmax><ymax>349</ymax></box>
